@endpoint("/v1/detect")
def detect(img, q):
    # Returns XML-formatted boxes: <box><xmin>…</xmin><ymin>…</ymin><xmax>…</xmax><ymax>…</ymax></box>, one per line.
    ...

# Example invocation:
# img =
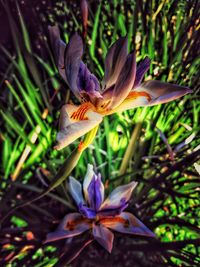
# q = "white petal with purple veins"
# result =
<box><xmin>100</xmin><ymin>181</ymin><xmax>137</xmax><ymax>210</ymax></box>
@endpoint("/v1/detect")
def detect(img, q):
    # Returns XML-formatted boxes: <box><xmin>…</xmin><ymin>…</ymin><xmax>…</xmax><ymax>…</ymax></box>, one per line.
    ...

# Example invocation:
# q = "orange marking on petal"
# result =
<box><xmin>80</xmin><ymin>106</ymin><xmax>89</xmax><ymax>120</ymax></box>
<box><xmin>126</xmin><ymin>91</ymin><xmax>152</xmax><ymax>102</ymax></box>
<box><xmin>100</xmin><ymin>217</ymin><xmax>130</xmax><ymax>228</ymax></box>
<box><xmin>79</xmin><ymin>108</ymin><xmax>84</xmax><ymax>120</ymax></box>
<box><xmin>70</xmin><ymin>112</ymin><xmax>75</xmax><ymax>120</ymax></box>
<box><xmin>65</xmin><ymin>217</ymin><xmax>92</xmax><ymax>231</ymax></box>
<box><xmin>70</xmin><ymin>103</ymin><xmax>93</xmax><ymax>121</ymax></box>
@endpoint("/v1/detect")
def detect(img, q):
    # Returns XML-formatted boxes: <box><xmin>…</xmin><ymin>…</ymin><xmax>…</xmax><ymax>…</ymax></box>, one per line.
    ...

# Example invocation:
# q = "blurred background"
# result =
<box><xmin>0</xmin><ymin>0</ymin><xmax>199</xmax><ymax>266</ymax></box>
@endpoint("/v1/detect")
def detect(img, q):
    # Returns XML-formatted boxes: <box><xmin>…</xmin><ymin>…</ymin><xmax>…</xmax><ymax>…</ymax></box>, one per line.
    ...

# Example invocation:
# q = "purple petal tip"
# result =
<box><xmin>186</xmin><ymin>88</ymin><xmax>193</xmax><ymax>93</ymax></box>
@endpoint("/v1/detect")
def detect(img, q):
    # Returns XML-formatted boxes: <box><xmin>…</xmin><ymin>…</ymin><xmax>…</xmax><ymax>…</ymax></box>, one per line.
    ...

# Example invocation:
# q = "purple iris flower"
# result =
<box><xmin>48</xmin><ymin>26</ymin><xmax>192</xmax><ymax>150</ymax></box>
<box><xmin>45</xmin><ymin>164</ymin><xmax>155</xmax><ymax>253</ymax></box>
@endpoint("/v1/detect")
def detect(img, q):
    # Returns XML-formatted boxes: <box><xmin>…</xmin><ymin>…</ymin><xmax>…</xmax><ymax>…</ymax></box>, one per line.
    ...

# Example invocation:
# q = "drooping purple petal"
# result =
<box><xmin>100</xmin><ymin>181</ymin><xmax>137</xmax><ymax>211</ymax></box>
<box><xmin>133</xmin><ymin>57</ymin><xmax>151</xmax><ymax>88</ymax></box>
<box><xmin>135</xmin><ymin>80</ymin><xmax>192</xmax><ymax>106</ymax></box>
<box><xmin>102</xmin><ymin>36</ymin><xmax>128</xmax><ymax>90</ymax></box>
<box><xmin>77</xmin><ymin>61</ymin><xmax>102</xmax><ymax>104</ymax></box>
<box><xmin>48</xmin><ymin>26</ymin><xmax>67</xmax><ymax>83</ymax></box>
<box><xmin>44</xmin><ymin>213</ymin><xmax>91</xmax><ymax>243</ymax></box>
<box><xmin>92</xmin><ymin>224</ymin><xmax>114</xmax><ymax>253</ymax></box>
<box><xmin>68</xmin><ymin>176</ymin><xmax>85</xmax><ymax>207</ymax></box>
<box><xmin>87</xmin><ymin>174</ymin><xmax>104</xmax><ymax>211</ymax></box>
<box><xmin>108</xmin><ymin>52</ymin><xmax>136</xmax><ymax>109</ymax></box>
<box><xmin>65</xmin><ymin>33</ymin><xmax>83</xmax><ymax>99</ymax></box>
<box><xmin>79</xmin><ymin>203</ymin><xmax>96</xmax><ymax>219</ymax></box>
<box><xmin>100</xmin><ymin>212</ymin><xmax>156</xmax><ymax>238</ymax></box>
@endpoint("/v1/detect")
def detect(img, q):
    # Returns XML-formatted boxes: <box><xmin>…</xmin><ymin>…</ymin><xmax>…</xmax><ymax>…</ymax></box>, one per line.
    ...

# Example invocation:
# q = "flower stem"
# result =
<box><xmin>119</xmin><ymin>122</ymin><xmax>142</xmax><ymax>177</ymax></box>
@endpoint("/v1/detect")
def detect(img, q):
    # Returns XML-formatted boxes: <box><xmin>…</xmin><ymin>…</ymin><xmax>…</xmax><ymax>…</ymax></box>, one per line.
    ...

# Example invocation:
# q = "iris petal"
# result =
<box><xmin>65</xmin><ymin>33</ymin><xmax>83</xmax><ymax>100</ymax></box>
<box><xmin>55</xmin><ymin>104</ymin><xmax>103</xmax><ymax>150</ymax></box>
<box><xmin>98</xmin><ymin>198</ymin><xmax>128</xmax><ymax>217</ymax></box>
<box><xmin>92</xmin><ymin>224</ymin><xmax>114</xmax><ymax>253</ymax></box>
<box><xmin>95</xmin><ymin>174</ymin><xmax>104</xmax><ymax>210</ymax></box>
<box><xmin>102</xmin><ymin>36</ymin><xmax>128</xmax><ymax>89</ymax></box>
<box><xmin>87</xmin><ymin>174</ymin><xmax>104</xmax><ymax>211</ymax></box>
<box><xmin>133</xmin><ymin>57</ymin><xmax>151</xmax><ymax>88</ymax></box>
<box><xmin>111</xmin><ymin>91</ymin><xmax>151</xmax><ymax>113</ymax></box>
<box><xmin>77</xmin><ymin>62</ymin><xmax>100</xmax><ymax>94</ymax></box>
<box><xmin>44</xmin><ymin>213</ymin><xmax>91</xmax><ymax>243</ymax></box>
<box><xmin>100</xmin><ymin>212</ymin><xmax>156</xmax><ymax>238</ymax></box>
<box><xmin>135</xmin><ymin>80</ymin><xmax>192</xmax><ymax>106</ymax></box>
<box><xmin>69</xmin><ymin>176</ymin><xmax>85</xmax><ymax>206</ymax></box>
<box><xmin>108</xmin><ymin>52</ymin><xmax>136</xmax><ymax>109</ymax></box>
<box><xmin>100</xmin><ymin>181</ymin><xmax>137</xmax><ymax>210</ymax></box>
<box><xmin>87</xmin><ymin>175</ymin><xmax>96</xmax><ymax>209</ymax></box>
<box><xmin>83</xmin><ymin>164</ymin><xmax>95</xmax><ymax>202</ymax></box>
<box><xmin>111</xmin><ymin>80</ymin><xmax>192</xmax><ymax>113</ymax></box>
<box><xmin>48</xmin><ymin>26</ymin><xmax>67</xmax><ymax>83</ymax></box>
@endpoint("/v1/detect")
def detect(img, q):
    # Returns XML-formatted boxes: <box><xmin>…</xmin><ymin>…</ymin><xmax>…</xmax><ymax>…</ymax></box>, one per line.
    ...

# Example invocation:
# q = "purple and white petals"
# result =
<box><xmin>45</xmin><ymin>213</ymin><xmax>91</xmax><ymax>243</ymax></box>
<box><xmin>92</xmin><ymin>224</ymin><xmax>114</xmax><ymax>253</ymax></box>
<box><xmin>133</xmin><ymin>57</ymin><xmax>151</xmax><ymax>88</ymax></box>
<box><xmin>136</xmin><ymin>80</ymin><xmax>192</xmax><ymax>106</ymax></box>
<box><xmin>48</xmin><ymin>26</ymin><xmax>67</xmax><ymax>82</ymax></box>
<box><xmin>100</xmin><ymin>181</ymin><xmax>137</xmax><ymax>210</ymax></box>
<box><xmin>83</xmin><ymin>164</ymin><xmax>95</xmax><ymax>202</ymax></box>
<box><xmin>108</xmin><ymin>53</ymin><xmax>136</xmax><ymax>109</ymax></box>
<box><xmin>102</xmin><ymin>36</ymin><xmax>128</xmax><ymax>89</ymax></box>
<box><xmin>65</xmin><ymin>33</ymin><xmax>83</xmax><ymax>99</ymax></box>
<box><xmin>69</xmin><ymin>176</ymin><xmax>85</xmax><ymax>207</ymax></box>
<box><xmin>101</xmin><ymin>212</ymin><xmax>155</xmax><ymax>238</ymax></box>
<box><xmin>45</xmin><ymin>167</ymin><xmax>156</xmax><ymax>250</ymax></box>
